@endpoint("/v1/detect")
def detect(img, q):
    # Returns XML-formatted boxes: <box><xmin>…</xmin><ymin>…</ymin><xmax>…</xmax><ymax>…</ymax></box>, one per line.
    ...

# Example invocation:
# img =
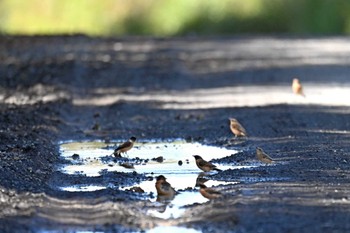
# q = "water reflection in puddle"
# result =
<box><xmin>146</xmin><ymin>191</ymin><xmax>208</xmax><ymax>219</ymax></box>
<box><xmin>147</xmin><ymin>226</ymin><xmax>201</xmax><ymax>233</ymax></box>
<box><xmin>59</xmin><ymin>140</ymin><xmax>242</xmax><ymax>177</ymax></box>
<box><xmin>60</xmin><ymin>185</ymin><xmax>106</xmax><ymax>192</ymax></box>
<box><xmin>57</xmin><ymin>139</ymin><xmax>254</xmax><ymax>220</ymax></box>
<box><xmin>124</xmin><ymin>178</ymin><xmax>238</xmax><ymax>219</ymax></box>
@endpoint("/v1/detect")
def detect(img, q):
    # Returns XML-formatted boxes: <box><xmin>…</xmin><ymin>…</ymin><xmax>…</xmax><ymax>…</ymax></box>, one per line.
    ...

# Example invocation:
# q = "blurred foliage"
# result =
<box><xmin>1</xmin><ymin>0</ymin><xmax>350</xmax><ymax>36</ymax></box>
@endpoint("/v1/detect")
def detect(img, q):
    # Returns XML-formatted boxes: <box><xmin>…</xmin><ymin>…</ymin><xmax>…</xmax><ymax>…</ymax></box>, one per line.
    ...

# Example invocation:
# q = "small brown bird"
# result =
<box><xmin>193</xmin><ymin>155</ymin><xmax>222</xmax><ymax>172</ymax></box>
<box><xmin>155</xmin><ymin>175</ymin><xmax>176</xmax><ymax>198</ymax></box>
<box><xmin>256</xmin><ymin>147</ymin><xmax>274</xmax><ymax>164</ymax></box>
<box><xmin>199</xmin><ymin>184</ymin><xmax>222</xmax><ymax>199</ymax></box>
<box><xmin>292</xmin><ymin>78</ymin><xmax>305</xmax><ymax>97</ymax></box>
<box><xmin>229</xmin><ymin>118</ymin><xmax>248</xmax><ymax>137</ymax></box>
<box><xmin>113</xmin><ymin>136</ymin><xmax>136</xmax><ymax>157</ymax></box>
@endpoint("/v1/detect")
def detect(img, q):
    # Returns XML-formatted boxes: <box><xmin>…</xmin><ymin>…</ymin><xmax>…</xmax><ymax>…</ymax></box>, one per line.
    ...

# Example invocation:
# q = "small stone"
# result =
<box><xmin>72</xmin><ymin>154</ymin><xmax>80</xmax><ymax>160</ymax></box>
<box><xmin>128</xmin><ymin>186</ymin><xmax>144</xmax><ymax>193</ymax></box>
<box><xmin>178</xmin><ymin>160</ymin><xmax>183</xmax><ymax>166</ymax></box>
<box><xmin>119</xmin><ymin>162</ymin><xmax>134</xmax><ymax>169</ymax></box>
<box><xmin>151</xmin><ymin>156</ymin><xmax>164</xmax><ymax>163</ymax></box>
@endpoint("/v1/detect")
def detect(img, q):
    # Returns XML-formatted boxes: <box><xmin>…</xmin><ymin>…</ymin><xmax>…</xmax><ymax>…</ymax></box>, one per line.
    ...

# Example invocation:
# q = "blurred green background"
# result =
<box><xmin>1</xmin><ymin>0</ymin><xmax>350</xmax><ymax>36</ymax></box>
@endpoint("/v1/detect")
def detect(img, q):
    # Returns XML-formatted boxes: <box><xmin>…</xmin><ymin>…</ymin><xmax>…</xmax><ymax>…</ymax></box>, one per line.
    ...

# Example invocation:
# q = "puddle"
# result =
<box><xmin>59</xmin><ymin>140</ymin><xmax>243</xmax><ymax>178</ymax></box>
<box><xmin>147</xmin><ymin>226</ymin><xmax>201</xmax><ymax>233</ymax></box>
<box><xmin>60</xmin><ymin>185</ymin><xmax>106</xmax><ymax>192</ymax></box>
<box><xmin>57</xmin><ymin>139</ymin><xmax>255</xmax><ymax>222</ymax></box>
<box><xmin>128</xmin><ymin>178</ymin><xmax>238</xmax><ymax>219</ymax></box>
<box><xmin>39</xmin><ymin>227</ymin><xmax>199</xmax><ymax>233</ymax></box>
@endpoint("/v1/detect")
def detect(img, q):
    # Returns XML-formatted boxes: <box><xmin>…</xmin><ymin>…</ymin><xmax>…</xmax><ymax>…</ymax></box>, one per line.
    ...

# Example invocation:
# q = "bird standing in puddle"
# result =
<box><xmin>113</xmin><ymin>136</ymin><xmax>136</xmax><ymax>157</ymax></box>
<box><xmin>155</xmin><ymin>175</ymin><xmax>176</xmax><ymax>201</ymax></box>
<box><xmin>256</xmin><ymin>147</ymin><xmax>274</xmax><ymax>164</ymax></box>
<box><xmin>229</xmin><ymin>118</ymin><xmax>248</xmax><ymax>138</ymax></box>
<box><xmin>193</xmin><ymin>155</ymin><xmax>222</xmax><ymax>172</ymax></box>
<box><xmin>198</xmin><ymin>184</ymin><xmax>222</xmax><ymax>199</ymax></box>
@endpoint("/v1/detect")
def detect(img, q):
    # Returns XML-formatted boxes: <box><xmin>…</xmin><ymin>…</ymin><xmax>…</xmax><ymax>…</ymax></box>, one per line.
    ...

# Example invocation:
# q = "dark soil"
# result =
<box><xmin>1</xmin><ymin>35</ymin><xmax>350</xmax><ymax>233</ymax></box>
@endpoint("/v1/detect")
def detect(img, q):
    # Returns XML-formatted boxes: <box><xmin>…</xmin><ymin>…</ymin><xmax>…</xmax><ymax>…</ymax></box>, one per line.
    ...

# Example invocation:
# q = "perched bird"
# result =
<box><xmin>292</xmin><ymin>78</ymin><xmax>305</xmax><ymax>97</ymax></box>
<box><xmin>256</xmin><ymin>147</ymin><xmax>274</xmax><ymax>164</ymax></box>
<box><xmin>155</xmin><ymin>175</ymin><xmax>176</xmax><ymax>198</ymax></box>
<box><xmin>229</xmin><ymin>118</ymin><xmax>248</xmax><ymax>137</ymax></box>
<box><xmin>113</xmin><ymin>136</ymin><xmax>136</xmax><ymax>157</ymax></box>
<box><xmin>193</xmin><ymin>155</ymin><xmax>222</xmax><ymax>172</ymax></box>
<box><xmin>198</xmin><ymin>184</ymin><xmax>222</xmax><ymax>199</ymax></box>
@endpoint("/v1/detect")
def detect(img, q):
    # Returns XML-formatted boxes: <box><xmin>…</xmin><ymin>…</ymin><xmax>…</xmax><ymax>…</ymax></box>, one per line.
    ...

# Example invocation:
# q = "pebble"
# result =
<box><xmin>151</xmin><ymin>156</ymin><xmax>164</xmax><ymax>163</ymax></box>
<box><xmin>72</xmin><ymin>154</ymin><xmax>80</xmax><ymax>160</ymax></box>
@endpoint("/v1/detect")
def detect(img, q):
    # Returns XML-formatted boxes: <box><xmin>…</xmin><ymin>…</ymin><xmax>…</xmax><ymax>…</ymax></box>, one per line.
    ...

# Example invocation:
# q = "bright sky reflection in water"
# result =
<box><xmin>58</xmin><ymin>140</ymin><xmax>253</xmax><ymax>220</ymax></box>
<box><xmin>146</xmin><ymin>226</ymin><xmax>201</xmax><ymax>233</ymax></box>
<box><xmin>59</xmin><ymin>139</ymin><xmax>244</xmax><ymax>178</ymax></box>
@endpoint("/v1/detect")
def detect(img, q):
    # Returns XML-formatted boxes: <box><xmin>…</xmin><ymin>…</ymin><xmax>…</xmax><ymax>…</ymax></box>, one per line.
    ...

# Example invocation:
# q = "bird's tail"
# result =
<box><xmin>214</xmin><ymin>168</ymin><xmax>222</xmax><ymax>172</ymax></box>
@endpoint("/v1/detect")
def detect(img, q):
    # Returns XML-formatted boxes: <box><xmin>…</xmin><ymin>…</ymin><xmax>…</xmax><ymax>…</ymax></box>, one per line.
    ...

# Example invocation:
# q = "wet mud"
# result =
<box><xmin>1</xmin><ymin>35</ymin><xmax>350</xmax><ymax>232</ymax></box>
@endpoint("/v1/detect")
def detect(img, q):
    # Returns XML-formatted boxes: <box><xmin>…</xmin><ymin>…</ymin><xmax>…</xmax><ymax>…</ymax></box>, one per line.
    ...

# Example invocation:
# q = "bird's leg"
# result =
<box><xmin>125</xmin><ymin>152</ymin><xmax>129</xmax><ymax>158</ymax></box>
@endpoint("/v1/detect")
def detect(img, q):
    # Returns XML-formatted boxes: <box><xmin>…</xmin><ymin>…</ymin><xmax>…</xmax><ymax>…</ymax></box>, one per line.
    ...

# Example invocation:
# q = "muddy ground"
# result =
<box><xmin>0</xmin><ymin>35</ymin><xmax>350</xmax><ymax>233</ymax></box>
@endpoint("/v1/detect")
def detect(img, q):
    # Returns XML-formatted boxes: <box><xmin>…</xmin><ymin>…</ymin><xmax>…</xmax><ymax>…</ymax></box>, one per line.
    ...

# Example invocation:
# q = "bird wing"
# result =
<box><xmin>206</xmin><ymin>188</ymin><xmax>221</xmax><ymax>195</ymax></box>
<box><xmin>263</xmin><ymin>152</ymin><xmax>273</xmax><ymax>160</ymax></box>
<box><xmin>161</xmin><ymin>182</ymin><xmax>174</xmax><ymax>192</ymax></box>
<box><xmin>237</xmin><ymin>123</ymin><xmax>247</xmax><ymax>136</ymax></box>
<box><xmin>116</xmin><ymin>141</ymin><xmax>131</xmax><ymax>150</ymax></box>
<box><xmin>199</xmin><ymin>160</ymin><xmax>216</xmax><ymax>169</ymax></box>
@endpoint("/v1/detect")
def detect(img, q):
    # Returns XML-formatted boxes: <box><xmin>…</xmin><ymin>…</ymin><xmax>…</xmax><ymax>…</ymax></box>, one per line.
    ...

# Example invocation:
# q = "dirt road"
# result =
<box><xmin>0</xmin><ymin>35</ymin><xmax>350</xmax><ymax>232</ymax></box>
